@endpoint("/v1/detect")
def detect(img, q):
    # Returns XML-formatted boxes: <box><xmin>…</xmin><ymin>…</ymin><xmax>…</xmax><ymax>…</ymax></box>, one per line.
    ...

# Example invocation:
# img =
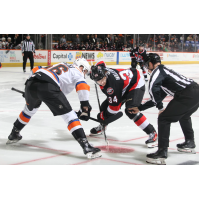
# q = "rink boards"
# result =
<box><xmin>0</xmin><ymin>50</ymin><xmax>199</xmax><ymax>67</ymax></box>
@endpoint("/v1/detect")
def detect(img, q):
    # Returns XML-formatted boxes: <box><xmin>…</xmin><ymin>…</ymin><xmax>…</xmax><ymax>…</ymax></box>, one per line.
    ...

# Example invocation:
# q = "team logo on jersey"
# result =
<box><xmin>107</xmin><ymin>87</ymin><xmax>114</xmax><ymax>95</ymax></box>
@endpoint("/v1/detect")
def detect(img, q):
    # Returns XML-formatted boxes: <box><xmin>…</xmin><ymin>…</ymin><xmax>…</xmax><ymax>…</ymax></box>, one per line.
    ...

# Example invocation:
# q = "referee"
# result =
<box><xmin>141</xmin><ymin>53</ymin><xmax>199</xmax><ymax>165</ymax></box>
<box><xmin>22</xmin><ymin>34</ymin><xmax>35</xmax><ymax>72</ymax></box>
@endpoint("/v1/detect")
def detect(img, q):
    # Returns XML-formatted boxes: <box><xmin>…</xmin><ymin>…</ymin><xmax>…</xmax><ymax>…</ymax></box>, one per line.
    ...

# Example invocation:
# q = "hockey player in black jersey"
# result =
<box><xmin>129</xmin><ymin>44</ymin><xmax>148</xmax><ymax>81</ymax></box>
<box><xmin>89</xmin><ymin>61</ymin><xmax>157</xmax><ymax>147</ymax></box>
<box><xmin>142</xmin><ymin>53</ymin><xmax>199</xmax><ymax>164</ymax></box>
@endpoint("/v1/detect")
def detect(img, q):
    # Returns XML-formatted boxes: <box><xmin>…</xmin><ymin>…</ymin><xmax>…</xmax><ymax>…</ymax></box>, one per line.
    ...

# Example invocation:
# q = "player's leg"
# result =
<box><xmin>90</xmin><ymin>99</ymin><xmax>108</xmax><ymax>136</ymax></box>
<box><xmin>38</xmin><ymin>82</ymin><xmax>101</xmax><ymax>159</ymax></box>
<box><xmin>131</xmin><ymin>58</ymin><xmax>137</xmax><ymax>69</ymax></box>
<box><xmin>7</xmin><ymin>80</ymin><xmax>41</xmax><ymax>144</ymax></box>
<box><xmin>125</xmin><ymin>86</ymin><xmax>157</xmax><ymax>147</ymax></box>
<box><xmin>23</xmin><ymin>52</ymin><xmax>28</xmax><ymax>72</ymax></box>
<box><xmin>139</xmin><ymin>62</ymin><xmax>148</xmax><ymax>81</ymax></box>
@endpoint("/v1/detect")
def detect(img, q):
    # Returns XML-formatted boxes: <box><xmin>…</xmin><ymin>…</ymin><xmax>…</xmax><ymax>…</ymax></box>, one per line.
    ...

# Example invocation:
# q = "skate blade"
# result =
<box><xmin>177</xmin><ymin>148</ymin><xmax>196</xmax><ymax>154</ymax></box>
<box><xmin>146</xmin><ymin>157</ymin><xmax>166</xmax><ymax>165</ymax></box>
<box><xmin>6</xmin><ymin>139</ymin><xmax>20</xmax><ymax>145</ymax></box>
<box><xmin>86</xmin><ymin>151</ymin><xmax>102</xmax><ymax>159</ymax></box>
<box><xmin>89</xmin><ymin>132</ymin><xmax>103</xmax><ymax>136</ymax></box>
<box><xmin>147</xmin><ymin>142</ymin><xmax>158</xmax><ymax>148</ymax></box>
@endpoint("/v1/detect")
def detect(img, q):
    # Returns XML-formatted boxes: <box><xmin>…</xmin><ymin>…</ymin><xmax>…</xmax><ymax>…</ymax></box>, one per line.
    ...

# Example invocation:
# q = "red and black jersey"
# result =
<box><xmin>99</xmin><ymin>68</ymin><xmax>144</xmax><ymax>116</ymax></box>
<box><xmin>129</xmin><ymin>47</ymin><xmax>147</xmax><ymax>62</ymax></box>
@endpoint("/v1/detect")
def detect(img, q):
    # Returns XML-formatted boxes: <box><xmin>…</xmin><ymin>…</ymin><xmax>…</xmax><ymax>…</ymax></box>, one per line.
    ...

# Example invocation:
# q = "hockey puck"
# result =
<box><xmin>96</xmin><ymin>145</ymin><xmax>135</xmax><ymax>153</ymax></box>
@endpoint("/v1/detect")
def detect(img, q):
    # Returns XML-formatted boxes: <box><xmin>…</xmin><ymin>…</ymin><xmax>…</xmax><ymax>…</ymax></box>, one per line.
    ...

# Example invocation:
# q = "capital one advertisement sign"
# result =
<box><xmin>51</xmin><ymin>51</ymin><xmax>76</xmax><ymax>63</ymax></box>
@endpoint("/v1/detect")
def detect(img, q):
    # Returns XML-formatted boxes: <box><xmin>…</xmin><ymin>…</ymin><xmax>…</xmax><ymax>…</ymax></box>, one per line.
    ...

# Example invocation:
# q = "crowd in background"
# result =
<box><xmin>0</xmin><ymin>34</ymin><xmax>199</xmax><ymax>52</ymax></box>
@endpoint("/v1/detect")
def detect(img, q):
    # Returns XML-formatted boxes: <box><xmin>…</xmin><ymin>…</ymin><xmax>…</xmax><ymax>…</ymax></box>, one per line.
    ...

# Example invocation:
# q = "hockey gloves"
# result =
<box><xmin>77</xmin><ymin>101</ymin><xmax>92</xmax><ymax>121</ymax></box>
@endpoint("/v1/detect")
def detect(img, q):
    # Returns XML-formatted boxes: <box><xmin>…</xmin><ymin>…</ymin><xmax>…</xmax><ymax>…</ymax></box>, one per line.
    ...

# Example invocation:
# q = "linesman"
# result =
<box><xmin>22</xmin><ymin>34</ymin><xmax>35</xmax><ymax>72</ymax></box>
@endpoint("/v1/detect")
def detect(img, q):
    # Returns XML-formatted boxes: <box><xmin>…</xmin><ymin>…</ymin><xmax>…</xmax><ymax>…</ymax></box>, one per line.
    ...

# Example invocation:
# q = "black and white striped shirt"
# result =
<box><xmin>22</xmin><ymin>39</ymin><xmax>35</xmax><ymax>53</ymax></box>
<box><xmin>148</xmin><ymin>64</ymin><xmax>194</xmax><ymax>110</ymax></box>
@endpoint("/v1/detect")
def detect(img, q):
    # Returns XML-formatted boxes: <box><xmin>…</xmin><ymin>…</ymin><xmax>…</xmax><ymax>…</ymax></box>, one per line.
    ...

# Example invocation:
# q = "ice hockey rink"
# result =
<box><xmin>0</xmin><ymin>64</ymin><xmax>199</xmax><ymax>165</ymax></box>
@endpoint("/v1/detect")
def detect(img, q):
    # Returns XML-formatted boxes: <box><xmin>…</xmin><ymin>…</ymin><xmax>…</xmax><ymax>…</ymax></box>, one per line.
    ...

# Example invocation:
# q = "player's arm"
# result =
<box><xmin>149</xmin><ymin>69</ymin><xmax>166</xmax><ymax>110</ymax></box>
<box><xmin>139</xmin><ymin>88</ymin><xmax>167</xmax><ymax>111</ymax></box>
<box><xmin>75</xmin><ymin>77</ymin><xmax>91</xmax><ymax>121</ymax></box>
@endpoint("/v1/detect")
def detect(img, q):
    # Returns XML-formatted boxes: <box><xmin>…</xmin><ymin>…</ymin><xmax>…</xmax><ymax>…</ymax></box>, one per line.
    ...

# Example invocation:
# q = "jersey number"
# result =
<box><xmin>108</xmin><ymin>96</ymin><xmax>118</xmax><ymax>103</ymax></box>
<box><xmin>49</xmin><ymin>64</ymin><xmax>68</xmax><ymax>75</ymax></box>
<box><xmin>119</xmin><ymin>70</ymin><xmax>133</xmax><ymax>80</ymax></box>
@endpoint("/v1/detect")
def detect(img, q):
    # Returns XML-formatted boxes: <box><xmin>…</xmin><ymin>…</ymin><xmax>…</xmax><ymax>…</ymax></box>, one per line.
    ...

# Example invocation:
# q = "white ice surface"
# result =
<box><xmin>0</xmin><ymin>64</ymin><xmax>199</xmax><ymax>165</ymax></box>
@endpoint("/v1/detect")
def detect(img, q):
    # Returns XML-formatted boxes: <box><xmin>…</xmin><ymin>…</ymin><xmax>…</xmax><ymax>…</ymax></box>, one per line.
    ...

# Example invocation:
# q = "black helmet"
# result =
<box><xmin>139</xmin><ymin>43</ymin><xmax>144</xmax><ymax>47</ymax></box>
<box><xmin>90</xmin><ymin>61</ymin><xmax>107</xmax><ymax>81</ymax></box>
<box><xmin>144</xmin><ymin>53</ymin><xmax>161</xmax><ymax>65</ymax></box>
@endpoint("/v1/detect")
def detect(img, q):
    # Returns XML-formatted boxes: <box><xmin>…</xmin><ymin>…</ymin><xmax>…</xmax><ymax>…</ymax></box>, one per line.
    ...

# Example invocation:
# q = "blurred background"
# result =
<box><xmin>0</xmin><ymin>34</ymin><xmax>199</xmax><ymax>52</ymax></box>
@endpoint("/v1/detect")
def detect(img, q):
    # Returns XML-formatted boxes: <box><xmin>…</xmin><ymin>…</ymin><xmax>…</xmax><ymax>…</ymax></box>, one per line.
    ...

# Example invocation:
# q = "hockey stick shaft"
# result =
<box><xmin>11</xmin><ymin>87</ymin><xmax>25</xmax><ymax>95</ymax></box>
<box><xmin>94</xmin><ymin>84</ymin><xmax>108</xmax><ymax>145</ymax></box>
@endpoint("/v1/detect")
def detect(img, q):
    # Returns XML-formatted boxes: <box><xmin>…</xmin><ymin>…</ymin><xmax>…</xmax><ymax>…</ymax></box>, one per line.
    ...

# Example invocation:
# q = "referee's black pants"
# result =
<box><xmin>158</xmin><ymin>82</ymin><xmax>199</xmax><ymax>147</ymax></box>
<box><xmin>23</xmin><ymin>51</ymin><xmax>34</xmax><ymax>71</ymax></box>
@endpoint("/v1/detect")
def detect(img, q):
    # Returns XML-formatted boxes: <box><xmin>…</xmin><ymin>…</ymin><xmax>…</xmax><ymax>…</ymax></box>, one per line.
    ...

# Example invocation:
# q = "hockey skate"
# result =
<box><xmin>6</xmin><ymin>126</ymin><xmax>22</xmax><ymax>144</ymax></box>
<box><xmin>177</xmin><ymin>139</ymin><xmax>196</xmax><ymax>154</ymax></box>
<box><xmin>146</xmin><ymin>147</ymin><xmax>168</xmax><ymax>165</ymax></box>
<box><xmin>90</xmin><ymin>124</ymin><xmax>107</xmax><ymax>136</ymax></box>
<box><xmin>145</xmin><ymin>132</ymin><xmax>158</xmax><ymax>148</ymax></box>
<box><xmin>77</xmin><ymin>138</ymin><xmax>102</xmax><ymax>159</ymax></box>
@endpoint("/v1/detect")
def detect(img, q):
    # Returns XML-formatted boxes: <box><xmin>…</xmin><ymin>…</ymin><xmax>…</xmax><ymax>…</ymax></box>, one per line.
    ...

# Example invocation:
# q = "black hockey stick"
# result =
<box><xmin>11</xmin><ymin>87</ymin><xmax>25</xmax><ymax>95</ymax></box>
<box><xmin>95</xmin><ymin>84</ymin><xmax>109</xmax><ymax>146</ymax></box>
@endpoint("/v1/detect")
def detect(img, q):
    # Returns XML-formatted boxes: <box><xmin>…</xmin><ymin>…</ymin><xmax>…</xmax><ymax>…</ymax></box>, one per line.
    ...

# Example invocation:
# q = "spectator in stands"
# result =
<box><xmin>13</xmin><ymin>34</ymin><xmax>21</xmax><ymax>48</ymax></box>
<box><xmin>187</xmin><ymin>35</ymin><xmax>193</xmax><ymax>41</ymax></box>
<box><xmin>41</xmin><ymin>34</ymin><xmax>46</xmax><ymax>49</ymax></box>
<box><xmin>105</xmin><ymin>34</ymin><xmax>111</xmax><ymax>47</ymax></box>
<box><xmin>76</xmin><ymin>43</ymin><xmax>82</xmax><ymax>50</ymax></box>
<box><xmin>6</xmin><ymin>37</ymin><xmax>13</xmax><ymax>49</ymax></box>
<box><xmin>58</xmin><ymin>42</ymin><xmax>65</xmax><ymax>50</ymax></box>
<box><xmin>84</xmin><ymin>35</ymin><xmax>91</xmax><ymax>44</ymax></box>
<box><xmin>94</xmin><ymin>34</ymin><xmax>99</xmax><ymax>44</ymax></box>
<box><xmin>73</xmin><ymin>34</ymin><xmax>81</xmax><ymax>44</ymax></box>
<box><xmin>110</xmin><ymin>43</ymin><xmax>117</xmax><ymax>51</ymax></box>
<box><xmin>94</xmin><ymin>42</ymin><xmax>101</xmax><ymax>50</ymax></box>
<box><xmin>91</xmin><ymin>35</ymin><xmax>96</xmax><ymax>44</ymax></box>
<box><xmin>1</xmin><ymin>42</ymin><xmax>6</xmax><ymax>49</ymax></box>
<box><xmin>60</xmin><ymin>35</ymin><xmax>66</xmax><ymax>44</ymax></box>
<box><xmin>65</xmin><ymin>43</ymin><xmax>73</xmax><ymax>50</ymax></box>
<box><xmin>84</xmin><ymin>42</ymin><xmax>90</xmax><ymax>50</ymax></box>
<box><xmin>90</xmin><ymin>43</ymin><xmax>95</xmax><ymax>50</ymax></box>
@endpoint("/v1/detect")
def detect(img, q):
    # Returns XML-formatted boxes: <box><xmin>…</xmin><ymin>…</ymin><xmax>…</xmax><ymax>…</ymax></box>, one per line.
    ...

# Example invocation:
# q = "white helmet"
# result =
<box><xmin>2</xmin><ymin>37</ymin><xmax>5</xmax><ymax>41</ymax></box>
<box><xmin>73</xmin><ymin>58</ymin><xmax>91</xmax><ymax>75</ymax></box>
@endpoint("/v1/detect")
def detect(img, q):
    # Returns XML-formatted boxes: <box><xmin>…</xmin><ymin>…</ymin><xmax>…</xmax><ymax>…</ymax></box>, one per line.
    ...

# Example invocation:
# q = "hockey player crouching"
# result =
<box><xmin>7</xmin><ymin>58</ymin><xmax>101</xmax><ymax>159</ymax></box>
<box><xmin>142</xmin><ymin>53</ymin><xmax>199</xmax><ymax>165</ymax></box>
<box><xmin>90</xmin><ymin>61</ymin><xmax>157</xmax><ymax>147</ymax></box>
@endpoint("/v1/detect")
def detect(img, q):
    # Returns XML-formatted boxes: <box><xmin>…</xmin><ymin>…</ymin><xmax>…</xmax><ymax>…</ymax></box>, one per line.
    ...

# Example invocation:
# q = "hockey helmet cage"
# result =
<box><xmin>90</xmin><ymin>63</ymin><xmax>107</xmax><ymax>82</ymax></box>
<box><xmin>73</xmin><ymin>58</ymin><xmax>91</xmax><ymax>75</ymax></box>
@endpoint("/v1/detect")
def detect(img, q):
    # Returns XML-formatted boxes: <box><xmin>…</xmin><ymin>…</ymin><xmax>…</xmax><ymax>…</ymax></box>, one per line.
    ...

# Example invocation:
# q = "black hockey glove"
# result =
<box><xmin>77</xmin><ymin>101</ymin><xmax>92</xmax><ymax>121</ymax></box>
<box><xmin>97</xmin><ymin>111</ymin><xmax>123</xmax><ymax>125</ymax></box>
